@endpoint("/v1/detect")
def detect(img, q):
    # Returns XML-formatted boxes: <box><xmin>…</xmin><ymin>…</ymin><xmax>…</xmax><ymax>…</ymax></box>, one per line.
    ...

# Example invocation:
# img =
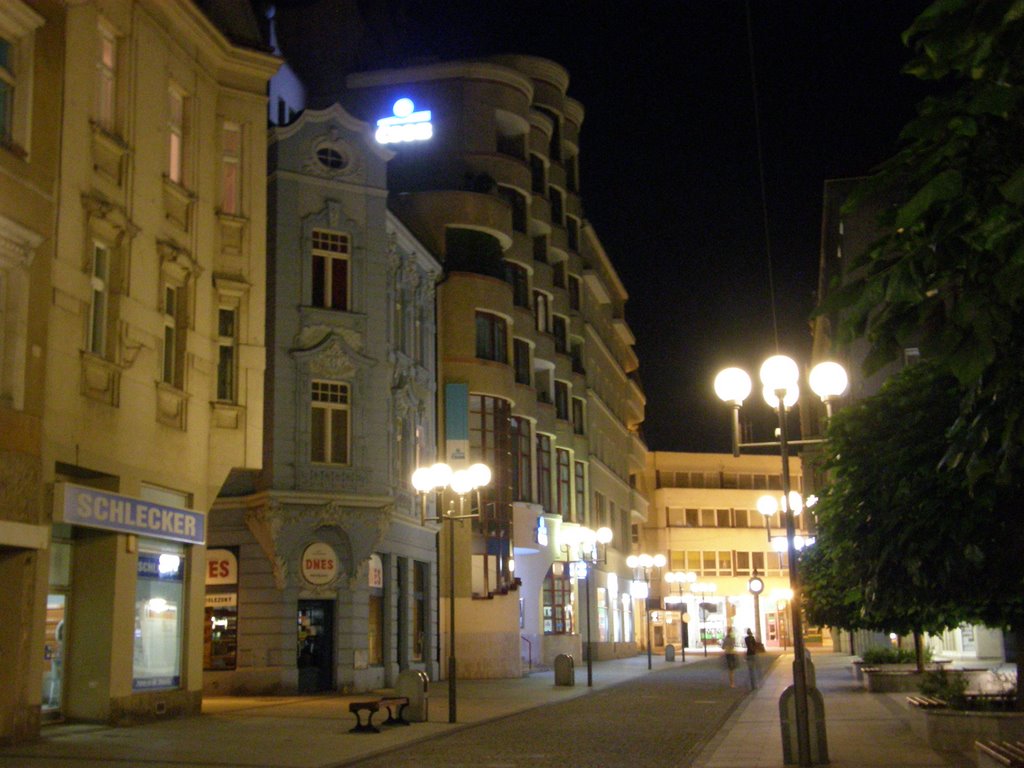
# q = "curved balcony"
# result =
<box><xmin>464</xmin><ymin>152</ymin><xmax>531</xmax><ymax>195</ymax></box>
<box><xmin>390</xmin><ymin>190</ymin><xmax>512</xmax><ymax>256</ymax></box>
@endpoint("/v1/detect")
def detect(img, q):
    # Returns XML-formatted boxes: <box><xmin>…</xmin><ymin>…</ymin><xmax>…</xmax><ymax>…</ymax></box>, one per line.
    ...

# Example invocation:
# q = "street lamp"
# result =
<box><xmin>411</xmin><ymin>461</ymin><xmax>491</xmax><ymax>723</ymax></box>
<box><xmin>627</xmin><ymin>553</ymin><xmax>666</xmax><ymax>669</ymax></box>
<box><xmin>715</xmin><ymin>355</ymin><xmax>847</xmax><ymax>767</ymax></box>
<box><xmin>556</xmin><ymin>525</ymin><xmax>613</xmax><ymax>687</ymax></box>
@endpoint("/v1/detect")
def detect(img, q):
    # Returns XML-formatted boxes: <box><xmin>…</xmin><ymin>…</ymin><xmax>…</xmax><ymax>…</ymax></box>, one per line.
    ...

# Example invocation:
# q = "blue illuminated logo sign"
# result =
<box><xmin>376</xmin><ymin>98</ymin><xmax>433</xmax><ymax>144</ymax></box>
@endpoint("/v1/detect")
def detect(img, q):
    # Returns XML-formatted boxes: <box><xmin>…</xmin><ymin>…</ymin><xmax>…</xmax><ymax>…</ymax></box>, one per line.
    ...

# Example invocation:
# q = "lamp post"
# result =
<box><xmin>557</xmin><ymin>525</ymin><xmax>613</xmax><ymax>687</ymax></box>
<box><xmin>748</xmin><ymin>570</ymin><xmax>765</xmax><ymax>643</ymax></box>
<box><xmin>627</xmin><ymin>553</ymin><xmax>666</xmax><ymax>669</ymax></box>
<box><xmin>715</xmin><ymin>355</ymin><xmax>847</xmax><ymax>767</ymax></box>
<box><xmin>411</xmin><ymin>461</ymin><xmax>491</xmax><ymax>723</ymax></box>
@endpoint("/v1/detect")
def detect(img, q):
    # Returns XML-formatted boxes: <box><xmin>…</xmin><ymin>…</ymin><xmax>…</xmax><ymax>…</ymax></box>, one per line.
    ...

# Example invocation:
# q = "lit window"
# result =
<box><xmin>311</xmin><ymin>229</ymin><xmax>349</xmax><ymax>310</ymax></box>
<box><xmin>95</xmin><ymin>22</ymin><xmax>116</xmax><ymax>131</ymax></box>
<box><xmin>220</xmin><ymin>122</ymin><xmax>241</xmax><ymax>215</ymax></box>
<box><xmin>311</xmin><ymin>380</ymin><xmax>349</xmax><ymax>464</ymax></box>
<box><xmin>167</xmin><ymin>86</ymin><xmax>185</xmax><ymax>184</ymax></box>
<box><xmin>542</xmin><ymin>569</ymin><xmax>574</xmax><ymax>634</ymax></box>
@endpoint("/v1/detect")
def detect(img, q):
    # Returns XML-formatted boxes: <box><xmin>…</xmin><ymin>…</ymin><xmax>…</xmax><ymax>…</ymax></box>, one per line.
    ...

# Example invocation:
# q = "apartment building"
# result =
<box><xmin>343</xmin><ymin>55</ymin><xmax>648</xmax><ymax>676</ymax></box>
<box><xmin>206</xmin><ymin>102</ymin><xmax>442</xmax><ymax>695</ymax></box>
<box><xmin>641</xmin><ymin>452</ymin><xmax>808</xmax><ymax>654</ymax></box>
<box><xmin>29</xmin><ymin>0</ymin><xmax>276</xmax><ymax>731</ymax></box>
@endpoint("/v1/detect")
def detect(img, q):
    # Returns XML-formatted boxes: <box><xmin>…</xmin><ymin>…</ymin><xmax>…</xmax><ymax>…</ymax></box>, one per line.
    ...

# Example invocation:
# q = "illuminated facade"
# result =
<box><xmin>345</xmin><ymin>55</ymin><xmax>648</xmax><ymax>677</ymax></box>
<box><xmin>206</xmin><ymin>103</ymin><xmax>442</xmax><ymax>695</ymax></box>
<box><xmin>0</xmin><ymin>0</ymin><xmax>277</xmax><ymax>738</ymax></box>
<box><xmin>640</xmin><ymin>452</ymin><xmax>808</xmax><ymax>654</ymax></box>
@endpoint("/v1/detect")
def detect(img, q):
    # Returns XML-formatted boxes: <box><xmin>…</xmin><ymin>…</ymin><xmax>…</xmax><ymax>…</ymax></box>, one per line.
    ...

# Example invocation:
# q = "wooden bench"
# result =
<box><xmin>348</xmin><ymin>696</ymin><xmax>411</xmax><ymax>733</ymax></box>
<box><xmin>906</xmin><ymin>695</ymin><xmax>947</xmax><ymax>709</ymax></box>
<box><xmin>976</xmin><ymin>740</ymin><xmax>1024</xmax><ymax>767</ymax></box>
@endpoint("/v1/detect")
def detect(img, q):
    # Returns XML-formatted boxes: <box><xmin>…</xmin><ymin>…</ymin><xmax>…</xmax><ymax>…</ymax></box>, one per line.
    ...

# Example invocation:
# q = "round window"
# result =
<box><xmin>316</xmin><ymin>146</ymin><xmax>346</xmax><ymax>170</ymax></box>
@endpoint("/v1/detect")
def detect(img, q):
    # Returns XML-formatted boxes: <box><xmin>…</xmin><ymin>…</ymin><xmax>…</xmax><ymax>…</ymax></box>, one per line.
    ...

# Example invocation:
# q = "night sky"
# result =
<box><xmin>276</xmin><ymin>0</ymin><xmax>934</xmax><ymax>452</ymax></box>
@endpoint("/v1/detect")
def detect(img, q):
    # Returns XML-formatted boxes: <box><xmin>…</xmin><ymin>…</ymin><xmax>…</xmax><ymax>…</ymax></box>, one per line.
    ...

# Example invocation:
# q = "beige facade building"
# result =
<box><xmin>0</xmin><ymin>0</ymin><xmax>277</xmax><ymax>740</ymax></box>
<box><xmin>0</xmin><ymin>0</ymin><xmax>60</xmax><ymax>744</ymax></box>
<box><xmin>640</xmin><ymin>452</ymin><xmax>809</xmax><ymax>654</ymax></box>
<box><xmin>345</xmin><ymin>55</ymin><xmax>648</xmax><ymax>677</ymax></box>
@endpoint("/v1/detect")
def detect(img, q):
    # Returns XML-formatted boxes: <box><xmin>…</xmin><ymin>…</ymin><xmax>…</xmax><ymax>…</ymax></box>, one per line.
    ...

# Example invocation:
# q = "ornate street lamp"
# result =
<box><xmin>556</xmin><ymin>525</ymin><xmax>613</xmax><ymax>687</ymax></box>
<box><xmin>715</xmin><ymin>355</ymin><xmax>847</xmax><ymax>767</ymax></box>
<box><xmin>627</xmin><ymin>553</ymin><xmax>667</xmax><ymax>669</ymax></box>
<box><xmin>412</xmin><ymin>461</ymin><xmax>491</xmax><ymax>723</ymax></box>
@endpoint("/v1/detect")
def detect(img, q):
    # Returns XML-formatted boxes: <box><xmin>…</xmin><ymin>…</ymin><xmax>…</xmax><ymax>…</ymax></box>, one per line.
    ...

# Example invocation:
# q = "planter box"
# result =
<box><xmin>861</xmin><ymin>662</ymin><xmax>953</xmax><ymax>692</ymax></box>
<box><xmin>923</xmin><ymin>709</ymin><xmax>1024</xmax><ymax>765</ymax></box>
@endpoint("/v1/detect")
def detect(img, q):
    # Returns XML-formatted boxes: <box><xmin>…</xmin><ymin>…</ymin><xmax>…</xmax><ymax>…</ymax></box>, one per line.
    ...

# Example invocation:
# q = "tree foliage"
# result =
<box><xmin>804</xmin><ymin>363</ymin><xmax>982</xmax><ymax>637</ymax></box>
<box><xmin>824</xmin><ymin>0</ymin><xmax>1024</xmax><ymax>485</ymax></box>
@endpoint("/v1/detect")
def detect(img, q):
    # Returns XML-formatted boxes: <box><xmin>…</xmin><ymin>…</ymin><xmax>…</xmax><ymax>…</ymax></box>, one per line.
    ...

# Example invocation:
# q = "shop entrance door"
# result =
<box><xmin>297</xmin><ymin>600</ymin><xmax>333</xmax><ymax>693</ymax></box>
<box><xmin>41</xmin><ymin>593</ymin><xmax>67</xmax><ymax>720</ymax></box>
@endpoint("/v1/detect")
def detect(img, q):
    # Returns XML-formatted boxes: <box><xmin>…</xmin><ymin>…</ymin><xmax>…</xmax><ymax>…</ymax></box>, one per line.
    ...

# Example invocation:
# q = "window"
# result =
<box><xmin>570</xmin><ymin>340</ymin><xmax>584</xmax><ymax>374</ymax></box>
<box><xmin>572</xmin><ymin>396</ymin><xmax>585</xmax><ymax>435</ymax></box>
<box><xmin>513</xmin><ymin>338</ymin><xmax>531</xmax><ymax>385</ymax></box>
<box><xmin>568</xmin><ymin>275</ymin><xmax>581</xmax><ymax>311</ymax></box>
<box><xmin>0</xmin><ymin>37</ymin><xmax>14</xmax><ymax>144</ymax></box>
<box><xmin>534</xmin><ymin>291</ymin><xmax>550</xmax><ymax>333</ymax></box>
<box><xmin>475</xmin><ymin>311</ymin><xmax>507</xmax><ymax>363</ymax></box>
<box><xmin>667</xmin><ymin>507</ymin><xmax>686</xmax><ymax>527</ymax></box>
<box><xmin>216</xmin><ymin>307</ymin><xmax>237</xmax><ymax>402</ymax></box>
<box><xmin>542</xmin><ymin>569</ymin><xmax>573</xmax><ymax>634</ymax></box>
<box><xmin>311</xmin><ymin>229</ymin><xmax>350</xmax><ymax>310</ymax></box>
<box><xmin>549</xmin><ymin>186</ymin><xmax>564</xmax><ymax>225</ymax></box>
<box><xmin>496</xmin><ymin>129</ymin><xmax>525</xmax><ymax>158</ymax></box>
<box><xmin>167</xmin><ymin>86</ymin><xmax>186</xmax><ymax>184</ymax></box>
<box><xmin>95</xmin><ymin>22</ymin><xmax>117</xmax><ymax>131</ymax></box>
<box><xmin>0</xmin><ymin>4</ymin><xmax>43</xmax><ymax>155</ymax></box>
<box><xmin>316</xmin><ymin>146</ymin><xmax>346</xmax><ymax>169</ymax></box>
<box><xmin>504</xmin><ymin>261</ymin><xmax>530</xmax><ymax>307</ymax></box>
<box><xmin>133</xmin><ymin>538</ymin><xmax>186</xmax><ymax>691</ymax></box>
<box><xmin>554</xmin><ymin>380</ymin><xmax>569</xmax><ymax>421</ymax></box>
<box><xmin>498</xmin><ymin>185</ymin><xmax>527</xmax><ymax>233</ymax></box>
<box><xmin>574</xmin><ymin>461</ymin><xmax>586</xmax><ymax>522</ymax></box>
<box><xmin>161</xmin><ymin>284</ymin><xmax>185</xmax><ymax>388</ymax></box>
<box><xmin>533</xmin><ymin>236</ymin><xmax>547</xmax><ymax>263</ymax></box>
<box><xmin>556</xmin><ymin>448</ymin><xmax>571</xmax><ymax>521</ymax></box>
<box><xmin>220</xmin><ymin>122</ymin><xmax>241</xmax><ymax>215</ymax></box>
<box><xmin>311</xmin><ymin>380</ymin><xmax>349</xmax><ymax>464</ymax></box>
<box><xmin>510</xmin><ymin>415</ymin><xmax>532</xmax><ymax>501</ymax></box>
<box><xmin>412</xmin><ymin>561</ymin><xmax>427</xmax><ymax>661</ymax></box>
<box><xmin>530</xmin><ymin>153</ymin><xmax>545</xmax><ymax>193</ymax></box>
<box><xmin>565</xmin><ymin>153</ymin><xmax>579</xmax><ymax>193</ymax></box>
<box><xmin>566</xmin><ymin>217</ymin><xmax>579</xmax><ymax>252</ymax></box>
<box><xmin>552</xmin><ymin>260</ymin><xmax>567</xmax><ymax>289</ymax></box>
<box><xmin>536</xmin><ymin>433</ymin><xmax>552</xmax><ymax>511</ymax></box>
<box><xmin>552</xmin><ymin>315</ymin><xmax>567</xmax><ymax>353</ymax></box>
<box><xmin>592</xmin><ymin>491</ymin><xmax>606</xmax><ymax>530</ymax></box>
<box><xmin>88</xmin><ymin>243</ymin><xmax>110</xmax><ymax>356</ymax></box>
<box><xmin>368</xmin><ymin>564</ymin><xmax>384</xmax><ymax>666</ymax></box>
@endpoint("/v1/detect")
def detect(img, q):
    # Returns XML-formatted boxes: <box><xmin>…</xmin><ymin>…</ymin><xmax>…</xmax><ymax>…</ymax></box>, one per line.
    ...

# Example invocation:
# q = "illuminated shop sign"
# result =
<box><xmin>55</xmin><ymin>483</ymin><xmax>205</xmax><ymax>545</ymax></box>
<box><xmin>375</xmin><ymin>98</ymin><xmax>432</xmax><ymax>144</ymax></box>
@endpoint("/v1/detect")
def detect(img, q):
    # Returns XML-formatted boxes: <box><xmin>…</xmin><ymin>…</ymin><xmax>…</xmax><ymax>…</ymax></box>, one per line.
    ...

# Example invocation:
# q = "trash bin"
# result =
<box><xmin>665</xmin><ymin>644</ymin><xmax>675</xmax><ymax>662</ymax></box>
<box><xmin>554</xmin><ymin>653</ymin><xmax>575</xmax><ymax>686</ymax></box>
<box><xmin>396</xmin><ymin>669</ymin><xmax>429</xmax><ymax>722</ymax></box>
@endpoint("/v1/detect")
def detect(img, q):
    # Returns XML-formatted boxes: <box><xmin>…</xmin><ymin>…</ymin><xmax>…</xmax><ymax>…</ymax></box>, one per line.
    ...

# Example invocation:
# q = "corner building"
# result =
<box><xmin>345</xmin><ymin>56</ymin><xmax>648</xmax><ymax>677</ymax></box>
<box><xmin>207</xmin><ymin>103</ymin><xmax>442</xmax><ymax>695</ymax></box>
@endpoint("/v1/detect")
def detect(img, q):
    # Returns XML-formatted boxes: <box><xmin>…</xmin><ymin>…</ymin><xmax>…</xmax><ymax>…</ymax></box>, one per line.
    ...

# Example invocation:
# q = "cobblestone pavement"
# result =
<box><xmin>340</xmin><ymin>661</ymin><xmax>748</xmax><ymax>768</ymax></box>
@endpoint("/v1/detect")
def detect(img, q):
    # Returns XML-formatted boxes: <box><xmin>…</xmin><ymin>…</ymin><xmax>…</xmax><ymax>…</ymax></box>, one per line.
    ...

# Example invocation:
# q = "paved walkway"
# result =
<box><xmin>0</xmin><ymin>650</ymin><xmax>969</xmax><ymax>768</ymax></box>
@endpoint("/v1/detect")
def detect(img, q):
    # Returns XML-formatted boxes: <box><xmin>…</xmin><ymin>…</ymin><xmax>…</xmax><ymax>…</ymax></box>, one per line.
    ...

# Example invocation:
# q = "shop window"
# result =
<box><xmin>133</xmin><ymin>540</ymin><xmax>185</xmax><ymax>690</ymax></box>
<box><xmin>542</xmin><ymin>568</ymin><xmax>573</xmax><ymax>634</ymax></box>
<box><xmin>368</xmin><ymin>588</ymin><xmax>384</xmax><ymax>666</ymax></box>
<box><xmin>204</xmin><ymin>547</ymin><xmax>238</xmax><ymax>671</ymax></box>
<box><xmin>412</xmin><ymin>561</ymin><xmax>426</xmax><ymax>662</ymax></box>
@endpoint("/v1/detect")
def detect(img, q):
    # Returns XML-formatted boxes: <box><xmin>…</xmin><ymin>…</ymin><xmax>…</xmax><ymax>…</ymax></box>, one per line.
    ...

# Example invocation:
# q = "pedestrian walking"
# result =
<box><xmin>722</xmin><ymin>626</ymin><xmax>738</xmax><ymax>687</ymax></box>
<box><xmin>744</xmin><ymin>627</ymin><xmax>760</xmax><ymax>689</ymax></box>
